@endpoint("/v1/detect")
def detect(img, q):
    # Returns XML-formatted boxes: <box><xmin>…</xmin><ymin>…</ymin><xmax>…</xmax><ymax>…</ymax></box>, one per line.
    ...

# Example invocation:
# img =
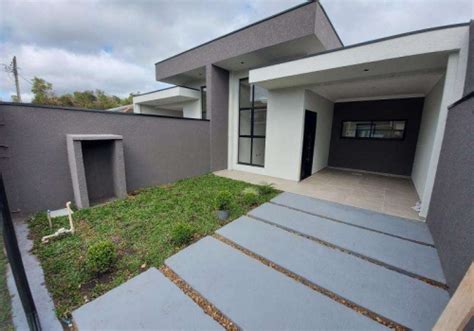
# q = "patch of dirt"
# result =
<box><xmin>79</xmin><ymin>271</ymin><xmax>116</xmax><ymax>297</ymax></box>
<box><xmin>160</xmin><ymin>265</ymin><xmax>239</xmax><ymax>331</ymax></box>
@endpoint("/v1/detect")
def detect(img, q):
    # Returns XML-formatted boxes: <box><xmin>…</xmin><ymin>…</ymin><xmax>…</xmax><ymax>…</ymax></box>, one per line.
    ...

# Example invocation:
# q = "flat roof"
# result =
<box><xmin>154</xmin><ymin>1</ymin><xmax>343</xmax><ymax>66</ymax></box>
<box><xmin>250</xmin><ymin>22</ymin><xmax>469</xmax><ymax>90</ymax></box>
<box><xmin>252</xmin><ymin>22</ymin><xmax>470</xmax><ymax>71</ymax></box>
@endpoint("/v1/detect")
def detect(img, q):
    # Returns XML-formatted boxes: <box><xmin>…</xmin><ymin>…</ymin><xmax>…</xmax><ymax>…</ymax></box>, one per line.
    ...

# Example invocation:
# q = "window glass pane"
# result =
<box><xmin>239</xmin><ymin>79</ymin><xmax>252</xmax><ymax>109</ymax></box>
<box><xmin>252</xmin><ymin>138</ymin><xmax>265</xmax><ymax>166</ymax></box>
<box><xmin>253</xmin><ymin>108</ymin><xmax>267</xmax><ymax>136</ymax></box>
<box><xmin>253</xmin><ymin>85</ymin><xmax>268</xmax><ymax>108</ymax></box>
<box><xmin>238</xmin><ymin>137</ymin><xmax>251</xmax><ymax>164</ymax></box>
<box><xmin>239</xmin><ymin>109</ymin><xmax>251</xmax><ymax>136</ymax></box>
<box><xmin>342</xmin><ymin>120</ymin><xmax>406</xmax><ymax>139</ymax></box>
<box><xmin>201</xmin><ymin>86</ymin><xmax>207</xmax><ymax>119</ymax></box>
<box><xmin>392</xmin><ymin>121</ymin><xmax>406</xmax><ymax>139</ymax></box>
<box><xmin>342</xmin><ymin>121</ymin><xmax>356</xmax><ymax>137</ymax></box>
<box><xmin>355</xmin><ymin>122</ymin><xmax>372</xmax><ymax>138</ymax></box>
<box><xmin>371</xmin><ymin>121</ymin><xmax>392</xmax><ymax>138</ymax></box>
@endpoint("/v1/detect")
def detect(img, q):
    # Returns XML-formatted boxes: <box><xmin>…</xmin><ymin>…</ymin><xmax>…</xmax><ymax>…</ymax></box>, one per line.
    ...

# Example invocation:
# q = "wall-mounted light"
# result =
<box><xmin>240</xmin><ymin>61</ymin><xmax>245</xmax><ymax>64</ymax></box>
<box><xmin>363</xmin><ymin>68</ymin><xmax>369</xmax><ymax>72</ymax></box>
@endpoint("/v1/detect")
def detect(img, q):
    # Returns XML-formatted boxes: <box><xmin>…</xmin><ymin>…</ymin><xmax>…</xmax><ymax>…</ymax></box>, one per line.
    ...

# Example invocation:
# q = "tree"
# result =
<box><xmin>29</xmin><ymin>77</ymin><xmax>133</xmax><ymax>110</ymax></box>
<box><xmin>31</xmin><ymin>77</ymin><xmax>56</xmax><ymax>105</ymax></box>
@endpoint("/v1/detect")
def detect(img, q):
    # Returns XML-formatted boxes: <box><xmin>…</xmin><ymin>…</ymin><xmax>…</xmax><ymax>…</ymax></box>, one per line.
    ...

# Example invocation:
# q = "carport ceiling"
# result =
<box><xmin>310</xmin><ymin>69</ymin><xmax>445</xmax><ymax>102</ymax></box>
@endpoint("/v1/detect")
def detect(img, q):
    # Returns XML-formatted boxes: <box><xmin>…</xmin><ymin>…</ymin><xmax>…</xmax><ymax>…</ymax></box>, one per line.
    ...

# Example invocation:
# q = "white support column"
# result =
<box><xmin>420</xmin><ymin>51</ymin><xmax>466</xmax><ymax>217</ymax></box>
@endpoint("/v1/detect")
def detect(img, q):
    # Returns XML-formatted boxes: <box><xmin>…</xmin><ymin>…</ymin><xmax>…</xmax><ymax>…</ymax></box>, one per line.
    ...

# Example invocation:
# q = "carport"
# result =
<box><xmin>249</xmin><ymin>24</ymin><xmax>469</xmax><ymax>218</ymax></box>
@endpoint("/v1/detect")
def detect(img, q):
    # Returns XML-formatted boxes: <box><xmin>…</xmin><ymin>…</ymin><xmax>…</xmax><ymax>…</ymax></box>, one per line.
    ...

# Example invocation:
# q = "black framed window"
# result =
<box><xmin>238</xmin><ymin>78</ymin><xmax>267</xmax><ymax>167</ymax></box>
<box><xmin>341</xmin><ymin>120</ymin><xmax>406</xmax><ymax>140</ymax></box>
<box><xmin>201</xmin><ymin>86</ymin><xmax>207</xmax><ymax>119</ymax></box>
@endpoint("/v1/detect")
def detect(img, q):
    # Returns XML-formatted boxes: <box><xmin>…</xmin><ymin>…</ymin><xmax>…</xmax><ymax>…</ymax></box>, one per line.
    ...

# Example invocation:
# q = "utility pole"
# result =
<box><xmin>12</xmin><ymin>56</ymin><xmax>22</xmax><ymax>102</ymax></box>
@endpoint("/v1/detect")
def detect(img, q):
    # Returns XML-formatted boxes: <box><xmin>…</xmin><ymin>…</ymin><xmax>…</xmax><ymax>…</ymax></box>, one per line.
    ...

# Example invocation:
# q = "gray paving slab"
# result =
<box><xmin>72</xmin><ymin>268</ymin><xmax>221</xmax><ymax>331</ymax></box>
<box><xmin>166</xmin><ymin>236</ymin><xmax>385</xmax><ymax>331</ymax></box>
<box><xmin>272</xmin><ymin>192</ymin><xmax>434</xmax><ymax>245</ymax></box>
<box><xmin>217</xmin><ymin>217</ymin><xmax>450</xmax><ymax>330</ymax></box>
<box><xmin>249</xmin><ymin>203</ymin><xmax>446</xmax><ymax>284</ymax></box>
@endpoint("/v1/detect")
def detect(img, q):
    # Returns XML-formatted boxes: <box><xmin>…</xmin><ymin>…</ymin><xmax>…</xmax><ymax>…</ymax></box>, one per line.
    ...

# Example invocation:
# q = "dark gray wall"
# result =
<box><xmin>463</xmin><ymin>21</ymin><xmax>474</xmax><ymax>95</ymax></box>
<box><xmin>207</xmin><ymin>64</ymin><xmax>229</xmax><ymax>171</ymax></box>
<box><xmin>82</xmin><ymin>140</ymin><xmax>115</xmax><ymax>204</ymax></box>
<box><xmin>426</xmin><ymin>20</ymin><xmax>473</xmax><ymax>300</ymax></box>
<box><xmin>0</xmin><ymin>104</ymin><xmax>210</xmax><ymax>215</ymax></box>
<box><xmin>155</xmin><ymin>1</ymin><xmax>341</xmax><ymax>81</ymax></box>
<box><xmin>427</xmin><ymin>95</ymin><xmax>473</xmax><ymax>295</ymax></box>
<box><xmin>328</xmin><ymin>98</ymin><xmax>424</xmax><ymax>176</ymax></box>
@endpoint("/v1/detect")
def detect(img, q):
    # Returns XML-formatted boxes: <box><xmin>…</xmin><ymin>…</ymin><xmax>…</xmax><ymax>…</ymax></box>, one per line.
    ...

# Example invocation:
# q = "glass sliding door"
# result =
<box><xmin>238</xmin><ymin>78</ymin><xmax>267</xmax><ymax>167</ymax></box>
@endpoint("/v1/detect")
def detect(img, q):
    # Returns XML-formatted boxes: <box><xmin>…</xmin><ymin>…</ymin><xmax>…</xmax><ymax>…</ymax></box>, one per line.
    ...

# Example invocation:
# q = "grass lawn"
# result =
<box><xmin>28</xmin><ymin>174</ymin><xmax>279</xmax><ymax>318</ymax></box>
<box><xmin>0</xmin><ymin>229</ymin><xmax>14</xmax><ymax>331</ymax></box>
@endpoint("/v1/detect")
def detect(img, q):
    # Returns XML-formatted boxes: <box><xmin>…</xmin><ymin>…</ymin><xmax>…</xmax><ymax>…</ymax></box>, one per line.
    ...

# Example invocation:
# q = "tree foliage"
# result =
<box><xmin>29</xmin><ymin>77</ymin><xmax>133</xmax><ymax>110</ymax></box>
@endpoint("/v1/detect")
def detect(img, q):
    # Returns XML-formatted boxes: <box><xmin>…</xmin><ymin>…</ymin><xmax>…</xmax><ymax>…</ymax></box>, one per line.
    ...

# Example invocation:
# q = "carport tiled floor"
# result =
<box><xmin>215</xmin><ymin>168</ymin><xmax>422</xmax><ymax>220</ymax></box>
<box><xmin>73</xmin><ymin>193</ymin><xmax>448</xmax><ymax>330</ymax></box>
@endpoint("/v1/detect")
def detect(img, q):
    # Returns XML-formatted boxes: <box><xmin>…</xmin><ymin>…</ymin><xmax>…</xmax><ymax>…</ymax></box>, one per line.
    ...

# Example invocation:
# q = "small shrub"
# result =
<box><xmin>85</xmin><ymin>240</ymin><xmax>117</xmax><ymax>274</ymax></box>
<box><xmin>258</xmin><ymin>183</ymin><xmax>276</xmax><ymax>195</ymax></box>
<box><xmin>216</xmin><ymin>191</ymin><xmax>233</xmax><ymax>211</ymax></box>
<box><xmin>242</xmin><ymin>187</ymin><xmax>259</xmax><ymax>206</ymax></box>
<box><xmin>171</xmin><ymin>223</ymin><xmax>195</xmax><ymax>246</ymax></box>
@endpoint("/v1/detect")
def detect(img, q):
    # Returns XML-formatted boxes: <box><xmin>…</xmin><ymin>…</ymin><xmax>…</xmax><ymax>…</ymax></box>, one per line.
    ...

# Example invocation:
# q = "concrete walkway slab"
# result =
<box><xmin>217</xmin><ymin>217</ymin><xmax>449</xmax><ymax>330</ymax></box>
<box><xmin>249</xmin><ymin>203</ymin><xmax>445</xmax><ymax>283</ymax></box>
<box><xmin>166</xmin><ymin>236</ymin><xmax>385</xmax><ymax>330</ymax></box>
<box><xmin>72</xmin><ymin>268</ymin><xmax>221</xmax><ymax>330</ymax></box>
<box><xmin>272</xmin><ymin>192</ymin><xmax>433</xmax><ymax>244</ymax></box>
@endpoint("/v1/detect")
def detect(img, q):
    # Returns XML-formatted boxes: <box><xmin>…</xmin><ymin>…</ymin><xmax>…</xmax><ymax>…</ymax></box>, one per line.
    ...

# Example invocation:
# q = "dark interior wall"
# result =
<box><xmin>328</xmin><ymin>98</ymin><xmax>424</xmax><ymax>175</ymax></box>
<box><xmin>427</xmin><ymin>96</ymin><xmax>474</xmax><ymax>295</ymax></box>
<box><xmin>0</xmin><ymin>104</ymin><xmax>210</xmax><ymax>215</ymax></box>
<box><xmin>82</xmin><ymin>140</ymin><xmax>115</xmax><ymax>204</ymax></box>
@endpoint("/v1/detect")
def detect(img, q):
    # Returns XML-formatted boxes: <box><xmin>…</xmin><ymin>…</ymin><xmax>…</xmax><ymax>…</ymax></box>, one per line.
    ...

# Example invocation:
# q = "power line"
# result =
<box><xmin>18</xmin><ymin>73</ymin><xmax>33</xmax><ymax>85</ymax></box>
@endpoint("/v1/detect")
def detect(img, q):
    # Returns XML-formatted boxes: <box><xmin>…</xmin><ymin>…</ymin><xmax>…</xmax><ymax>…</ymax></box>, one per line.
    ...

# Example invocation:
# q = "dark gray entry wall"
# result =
<box><xmin>427</xmin><ymin>94</ymin><xmax>473</xmax><ymax>295</ymax></box>
<box><xmin>0</xmin><ymin>103</ymin><xmax>210</xmax><ymax>215</ymax></box>
<box><xmin>328</xmin><ymin>98</ymin><xmax>424</xmax><ymax>176</ymax></box>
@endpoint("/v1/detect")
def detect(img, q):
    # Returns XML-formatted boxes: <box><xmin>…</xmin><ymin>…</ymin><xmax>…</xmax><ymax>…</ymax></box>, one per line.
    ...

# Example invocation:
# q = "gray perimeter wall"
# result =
<box><xmin>427</xmin><ymin>95</ymin><xmax>473</xmax><ymax>294</ymax></box>
<box><xmin>0</xmin><ymin>104</ymin><xmax>210</xmax><ymax>215</ymax></box>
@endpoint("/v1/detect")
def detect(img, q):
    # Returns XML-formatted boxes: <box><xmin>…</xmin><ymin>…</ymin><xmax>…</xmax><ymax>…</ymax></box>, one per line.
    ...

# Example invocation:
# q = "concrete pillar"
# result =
<box><xmin>66</xmin><ymin>134</ymin><xmax>127</xmax><ymax>209</ymax></box>
<box><xmin>206</xmin><ymin>64</ymin><xmax>229</xmax><ymax>171</ymax></box>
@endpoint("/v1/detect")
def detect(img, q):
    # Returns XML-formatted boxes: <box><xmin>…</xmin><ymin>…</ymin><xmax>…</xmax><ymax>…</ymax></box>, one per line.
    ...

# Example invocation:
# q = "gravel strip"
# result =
<box><xmin>250</xmin><ymin>215</ymin><xmax>447</xmax><ymax>290</ymax></box>
<box><xmin>160</xmin><ymin>266</ymin><xmax>239</xmax><ymax>331</ymax></box>
<box><xmin>213</xmin><ymin>233</ymin><xmax>407</xmax><ymax>331</ymax></box>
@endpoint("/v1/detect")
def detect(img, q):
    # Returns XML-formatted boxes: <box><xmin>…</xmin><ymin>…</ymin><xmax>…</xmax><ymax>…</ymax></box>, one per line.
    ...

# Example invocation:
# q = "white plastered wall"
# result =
<box><xmin>134</xmin><ymin>104</ymin><xmax>184</xmax><ymax>117</ymax></box>
<box><xmin>412</xmin><ymin>77</ymin><xmax>445</xmax><ymax>204</ymax></box>
<box><xmin>304</xmin><ymin>90</ymin><xmax>334</xmax><ymax>173</ymax></box>
<box><xmin>414</xmin><ymin>49</ymin><xmax>468</xmax><ymax>217</ymax></box>
<box><xmin>182</xmin><ymin>101</ymin><xmax>201</xmax><ymax>118</ymax></box>
<box><xmin>228</xmin><ymin>70</ymin><xmax>307</xmax><ymax>181</ymax></box>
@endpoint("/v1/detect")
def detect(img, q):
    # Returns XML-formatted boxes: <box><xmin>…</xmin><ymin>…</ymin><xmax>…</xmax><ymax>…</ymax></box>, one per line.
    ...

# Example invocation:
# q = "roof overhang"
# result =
<box><xmin>249</xmin><ymin>24</ymin><xmax>469</xmax><ymax>93</ymax></box>
<box><xmin>133</xmin><ymin>87</ymin><xmax>200</xmax><ymax>107</ymax></box>
<box><xmin>154</xmin><ymin>1</ymin><xmax>342</xmax><ymax>85</ymax></box>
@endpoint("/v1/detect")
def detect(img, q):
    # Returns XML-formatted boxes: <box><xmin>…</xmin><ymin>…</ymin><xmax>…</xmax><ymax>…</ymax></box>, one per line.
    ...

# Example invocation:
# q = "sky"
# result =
<box><xmin>0</xmin><ymin>0</ymin><xmax>473</xmax><ymax>102</ymax></box>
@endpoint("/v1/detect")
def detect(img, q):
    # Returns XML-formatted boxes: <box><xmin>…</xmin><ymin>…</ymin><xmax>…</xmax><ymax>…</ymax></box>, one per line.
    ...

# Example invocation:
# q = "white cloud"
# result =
<box><xmin>0</xmin><ymin>43</ymin><xmax>160</xmax><ymax>101</ymax></box>
<box><xmin>0</xmin><ymin>0</ymin><xmax>472</xmax><ymax>102</ymax></box>
<box><xmin>320</xmin><ymin>0</ymin><xmax>473</xmax><ymax>45</ymax></box>
<box><xmin>0</xmin><ymin>0</ymin><xmax>302</xmax><ymax>101</ymax></box>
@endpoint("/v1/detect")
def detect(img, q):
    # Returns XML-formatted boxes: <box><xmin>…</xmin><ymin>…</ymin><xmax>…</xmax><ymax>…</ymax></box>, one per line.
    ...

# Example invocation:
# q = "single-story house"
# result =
<box><xmin>133</xmin><ymin>0</ymin><xmax>471</xmax><ymax>219</ymax></box>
